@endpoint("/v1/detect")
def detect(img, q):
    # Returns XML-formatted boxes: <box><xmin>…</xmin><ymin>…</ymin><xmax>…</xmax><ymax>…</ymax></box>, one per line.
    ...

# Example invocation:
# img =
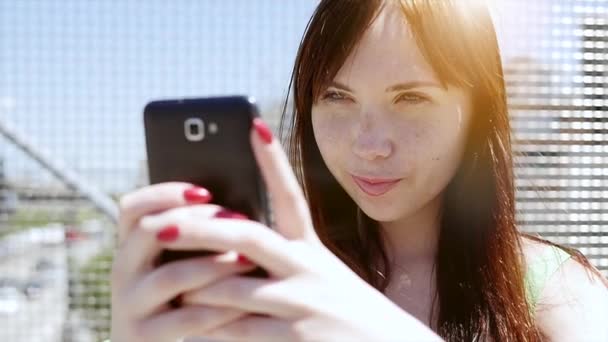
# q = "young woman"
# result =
<box><xmin>111</xmin><ymin>0</ymin><xmax>608</xmax><ymax>341</ymax></box>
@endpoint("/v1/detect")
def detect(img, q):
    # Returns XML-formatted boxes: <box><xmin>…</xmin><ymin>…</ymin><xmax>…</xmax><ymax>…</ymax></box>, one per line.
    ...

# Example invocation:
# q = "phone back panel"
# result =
<box><xmin>144</xmin><ymin>96</ymin><xmax>269</xmax><ymax>224</ymax></box>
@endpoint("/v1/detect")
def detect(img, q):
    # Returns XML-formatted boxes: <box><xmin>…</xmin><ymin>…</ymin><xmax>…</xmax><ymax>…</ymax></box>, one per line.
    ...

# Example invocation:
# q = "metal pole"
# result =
<box><xmin>0</xmin><ymin>117</ymin><xmax>118</xmax><ymax>224</ymax></box>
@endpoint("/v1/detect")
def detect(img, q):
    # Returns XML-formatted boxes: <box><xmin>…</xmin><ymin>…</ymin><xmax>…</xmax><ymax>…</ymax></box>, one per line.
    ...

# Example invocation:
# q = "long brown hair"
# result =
<box><xmin>280</xmin><ymin>0</ymin><xmax>604</xmax><ymax>341</ymax></box>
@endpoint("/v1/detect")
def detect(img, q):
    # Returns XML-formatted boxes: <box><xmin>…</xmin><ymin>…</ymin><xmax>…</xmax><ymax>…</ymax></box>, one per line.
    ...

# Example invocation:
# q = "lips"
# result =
<box><xmin>351</xmin><ymin>175</ymin><xmax>402</xmax><ymax>196</ymax></box>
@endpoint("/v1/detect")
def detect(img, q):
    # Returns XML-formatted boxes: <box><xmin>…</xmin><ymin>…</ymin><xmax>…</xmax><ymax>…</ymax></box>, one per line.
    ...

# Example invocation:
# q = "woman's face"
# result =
<box><xmin>311</xmin><ymin>5</ymin><xmax>473</xmax><ymax>223</ymax></box>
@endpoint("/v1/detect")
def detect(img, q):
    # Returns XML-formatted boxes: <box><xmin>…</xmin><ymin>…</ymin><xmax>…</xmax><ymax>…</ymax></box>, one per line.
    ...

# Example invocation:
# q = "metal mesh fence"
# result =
<box><xmin>0</xmin><ymin>1</ymin><xmax>606</xmax><ymax>341</ymax></box>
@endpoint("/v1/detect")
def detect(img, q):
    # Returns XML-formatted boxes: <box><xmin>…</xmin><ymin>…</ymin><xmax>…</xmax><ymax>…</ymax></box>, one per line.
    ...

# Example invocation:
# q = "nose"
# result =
<box><xmin>352</xmin><ymin>114</ymin><xmax>393</xmax><ymax>161</ymax></box>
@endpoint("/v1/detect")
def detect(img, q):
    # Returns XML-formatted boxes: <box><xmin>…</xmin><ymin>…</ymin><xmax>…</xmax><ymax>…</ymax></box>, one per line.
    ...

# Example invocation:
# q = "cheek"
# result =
<box><xmin>420</xmin><ymin>109</ymin><xmax>471</xmax><ymax>179</ymax></box>
<box><xmin>311</xmin><ymin>110</ymin><xmax>351</xmax><ymax>163</ymax></box>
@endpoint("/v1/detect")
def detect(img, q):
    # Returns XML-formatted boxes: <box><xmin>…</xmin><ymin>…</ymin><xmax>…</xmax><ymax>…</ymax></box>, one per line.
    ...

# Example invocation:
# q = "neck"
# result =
<box><xmin>379</xmin><ymin>194</ymin><xmax>443</xmax><ymax>269</ymax></box>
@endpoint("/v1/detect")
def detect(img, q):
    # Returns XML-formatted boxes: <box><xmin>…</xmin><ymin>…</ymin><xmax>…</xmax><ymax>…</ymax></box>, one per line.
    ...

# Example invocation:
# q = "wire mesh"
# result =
<box><xmin>0</xmin><ymin>1</ymin><xmax>606</xmax><ymax>341</ymax></box>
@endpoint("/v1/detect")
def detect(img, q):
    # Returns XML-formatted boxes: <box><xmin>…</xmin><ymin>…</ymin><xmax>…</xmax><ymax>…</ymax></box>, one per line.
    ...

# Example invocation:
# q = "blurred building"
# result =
<box><xmin>505</xmin><ymin>8</ymin><xmax>608</xmax><ymax>273</ymax></box>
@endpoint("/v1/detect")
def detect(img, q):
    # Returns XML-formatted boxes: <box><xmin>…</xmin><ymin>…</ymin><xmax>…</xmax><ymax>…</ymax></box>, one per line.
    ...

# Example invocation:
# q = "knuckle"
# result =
<box><xmin>227</xmin><ymin>277</ymin><xmax>249</xmax><ymax>297</ymax></box>
<box><xmin>205</xmin><ymin>277</ymin><xmax>241</xmax><ymax>303</ymax></box>
<box><xmin>118</xmin><ymin>193</ymin><xmax>134</xmax><ymax>214</ymax></box>
<box><xmin>197</xmin><ymin>258</ymin><xmax>225</xmax><ymax>278</ymax></box>
<box><xmin>155</xmin><ymin>262</ymin><xmax>191</xmax><ymax>290</ymax></box>
<box><xmin>231</xmin><ymin>319</ymin><xmax>255</xmax><ymax>338</ymax></box>
<box><xmin>135</xmin><ymin>215</ymin><xmax>152</xmax><ymax>231</ymax></box>
<box><xmin>180</xmin><ymin>306</ymin><xmax>208</xmax><ymax>329</ymax></box>
<box><xmin>238</xmin><ymin>232</ymin><xmax>262</xmax><ymax>253</ymax></box>
<box><xmin>187</xmin><ymin>257</ymin><xmax>218</xmax><ymax>277</ymax></box>
<box><xmin>238</xmin><ymin>221</ymin><xmax>271</xmax><ymax>248</ymax></box>
<box><xmin>153</xmin><ymin>256</ymin><xmax>217</xmax><ymax>292</ymax></box>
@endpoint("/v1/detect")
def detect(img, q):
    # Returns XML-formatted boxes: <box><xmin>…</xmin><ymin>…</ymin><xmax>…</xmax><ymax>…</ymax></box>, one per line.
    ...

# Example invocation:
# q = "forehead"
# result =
<box><xmin>335</xmin><ymin>4</ymin><xmax>436</xmax><ymax>83</ymax></box>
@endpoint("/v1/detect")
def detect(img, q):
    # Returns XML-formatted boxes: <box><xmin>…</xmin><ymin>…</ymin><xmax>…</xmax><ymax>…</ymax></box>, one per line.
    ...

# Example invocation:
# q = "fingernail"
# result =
<box><xmin>237</xmin><ymin>254</ymin><xmax>254</xmax><ymax>265</ymax></box>
<box><xmin>214</xmin><ymin>209</ymin><xmax>249</xmax><ymax>220</ymax></box>
<box><xmin>253</xmin><ymin>118</ymin><xmax>273</xmax><ymax>144</ymax></box>
<box><xmin>183</xmin><ymin>186</ymin><xmax>212</xmax><ymax>203</ymax></box>
<box><xmin>157</xmin><ymin>225</ymin><xmax>180</xmax><ymax>242</ymax></box>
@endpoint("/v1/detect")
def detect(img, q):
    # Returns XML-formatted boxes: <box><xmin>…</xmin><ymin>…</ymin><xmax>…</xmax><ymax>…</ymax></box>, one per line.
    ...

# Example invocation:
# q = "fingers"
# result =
<box><xmin>182</xmin><ymin>276</ymin><xmax>310</xmax><ymax>319</ymax></box>
<box><xmin>113</xmin><ymin>182</ymin><xmax>214</xmax><ymax>286</ymax></box>
<box><xmin>117</xmin><ymin>182</ymin><xmax>212</xmax><ymax>244</ymax></box>
<box><xmin>139</xmin><ymin>204</ymin><xmax>306</xmax><ymax>278</ymax></box>
<box><xmin>205</xmin><ymin>315</ymin><xmax>297</xmax><ymax>342</ymax></box>
<box><xmin>112</xmin><ymin>203</ymin><xmax>223</xmax><ymax>290</ymax></box>
<box><xmin>126</xmin><ymin>252</ymin><xmax>257</xmax><ymax>317</ymax></box>
<box><xmin>250</xmin><ymin>119</ymin><xmax>319</xmax><ymax>244</ymax></box>
<box><xmin>137</xmin><ymin>305</ymin><xmax>244</xmax><ymax>342</ymax></box>
<box><xmin>111</xmin><ymin>221</ymin><xmax>159</xmax><ymax>288</ymax></box>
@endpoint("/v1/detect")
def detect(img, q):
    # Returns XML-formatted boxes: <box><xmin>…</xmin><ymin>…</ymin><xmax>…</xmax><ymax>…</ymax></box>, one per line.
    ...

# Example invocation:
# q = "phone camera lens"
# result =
<box><xmin>189</xmin><ymin>123</ymin><xmax>199</xmax><ymax>135</ymax></box>
<box><xmin>184</xmin><ymin>118</ymin><xmax>205</xmax><ymax>141</ymax></box>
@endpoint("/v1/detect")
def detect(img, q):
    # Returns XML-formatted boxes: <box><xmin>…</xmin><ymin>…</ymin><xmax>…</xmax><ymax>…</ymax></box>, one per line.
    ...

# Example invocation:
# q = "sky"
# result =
<box><xmin>0</xmin><ymin>0</ymin><xmax>601</xmax><ymax>193</ymax></box>
<box><xmin>0</xmin><ymin>0</ymin><xmax>318</xmax><ymax>192</ymax></box>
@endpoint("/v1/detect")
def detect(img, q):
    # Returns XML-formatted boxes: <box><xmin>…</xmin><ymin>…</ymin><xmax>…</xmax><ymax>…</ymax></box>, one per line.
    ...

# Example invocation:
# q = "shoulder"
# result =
<box><xmin>520</xmin><ymin>236</ymin><xmax>553</xmax><ymax>265</ymax></box>
<box><xmin>521</xmin><ymin>236</ymin><xmax>608</xmax><ymax>341</ymax></box>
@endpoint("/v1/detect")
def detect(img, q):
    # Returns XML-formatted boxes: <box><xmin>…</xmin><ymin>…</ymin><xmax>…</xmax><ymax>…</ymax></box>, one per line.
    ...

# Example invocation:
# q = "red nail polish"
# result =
<box><xmin>237</xmin><ymin>254</ymin><xmax>254</xmax><ymax>265</ymax></box>
<box><xmin>214</xmin><ymin>209</ymin><xmax>249</xmax><ymax>220</ymax></box>
<box><xmin>157</xmin><ymin>225</ymin><xmax>180</xmax><ymax>242</ymax></box>
<box><xmin>252</xmin><ymin>118</ymin><xmax>273</xmax><ymax>144</ymax></box>
<box><xmin>183</xmin><ymin>186</ymin><xmax>212</xmax><ymax>203</ymax></box>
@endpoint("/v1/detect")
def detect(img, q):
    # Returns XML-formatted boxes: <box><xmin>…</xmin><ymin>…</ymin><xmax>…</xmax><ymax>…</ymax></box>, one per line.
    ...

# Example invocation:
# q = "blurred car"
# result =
<box><xmin>34</xmin><ymin>258</ymin><xmax>61</xmax><ymax>286</ymax></box>
<box><xmin>35</xmin><ymin>258</ymin><xmax>56</xmax><ymax>272</ymax></box>
<box><xmin>22</xmin><ymin>279</ymin><xmax>44</xmax><ymax>300</ymax></box>
<box><xmin>0</xmin><ymin>277</ymin><xmax>20</xmax><ymax>289</ymax></box>
<box><xmin>65</xmin><ymin>227</ymin><xmax>86</xmax><ymax>242</ymax></box>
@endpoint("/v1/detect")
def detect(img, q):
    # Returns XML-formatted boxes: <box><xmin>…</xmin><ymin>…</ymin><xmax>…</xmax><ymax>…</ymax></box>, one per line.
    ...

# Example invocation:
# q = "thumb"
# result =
<box><xmin>249</xmin><ymin>117</ymin><xmax>319</xmax><ymax>243</ymax></box>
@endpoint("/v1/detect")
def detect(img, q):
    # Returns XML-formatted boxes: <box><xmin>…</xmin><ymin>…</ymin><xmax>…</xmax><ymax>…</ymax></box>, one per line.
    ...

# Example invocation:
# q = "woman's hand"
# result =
<box><xmin>111</xmin><ymin>182</ymin><xmax>260</xmax><ymax>342</ymax></box>
<box><xmin>124</xmin><ymin>118</ymin><xmax>442</xmax><ymax>341</ymax></box>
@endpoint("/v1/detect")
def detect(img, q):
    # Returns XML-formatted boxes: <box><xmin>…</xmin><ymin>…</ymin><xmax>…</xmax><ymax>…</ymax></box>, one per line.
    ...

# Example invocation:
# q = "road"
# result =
<box><xmin>0</xmin><ymin>244</ymin><xmax>67</xmax><ymax>342</ymax></box>
<box><xmin>0</xmin><ymin>223</ymin><xmax>108</xmax><ymax>342</ymax></box>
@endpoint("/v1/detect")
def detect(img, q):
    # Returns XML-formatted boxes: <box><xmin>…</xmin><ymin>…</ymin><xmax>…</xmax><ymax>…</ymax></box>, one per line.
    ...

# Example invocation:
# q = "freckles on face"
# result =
<box><xmin>310</xmin><ymin>103</ymin><xmax>356</xmax><ymax>187</ymax></box>
<box><xmin>312</xmin><ymin>112</ymin><xmax>343</xmax><ymax>146</ymax></box>
<box><xmin>309</xmin><ymin>5</ymin><xmax>473</xmax><ymax>222</ymax></box>
<box><xmin>312</xmin><ymin>90</ymin><xmax>471</xmax><ymax>223</ymax></box>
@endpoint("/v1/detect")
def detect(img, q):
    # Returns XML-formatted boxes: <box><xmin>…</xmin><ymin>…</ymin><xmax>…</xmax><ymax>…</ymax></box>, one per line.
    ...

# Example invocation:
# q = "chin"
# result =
<box><xmin>356</xmin><ymin>200</ymin><xmax>403</xmax><ymax>223</ymax></box>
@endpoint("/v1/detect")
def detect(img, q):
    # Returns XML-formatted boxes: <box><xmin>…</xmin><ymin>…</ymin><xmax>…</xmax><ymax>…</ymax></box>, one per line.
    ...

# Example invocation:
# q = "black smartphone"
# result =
<box><xmin>144</xmin><ymin>96</ymin><xmax>270</xmax><ymax>296</ymax></box>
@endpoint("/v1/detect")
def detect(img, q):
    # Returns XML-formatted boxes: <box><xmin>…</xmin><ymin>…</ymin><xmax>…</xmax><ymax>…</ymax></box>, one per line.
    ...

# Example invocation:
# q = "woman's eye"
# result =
<box><xmin>395</xmin><ymin>93</ymin><xmax>430</xmax><ymax>105</ymax></box>
<box><xmin>322</xmin><ymin>91</ymin><xmax>351</xmax><ymax>103</ymax></box>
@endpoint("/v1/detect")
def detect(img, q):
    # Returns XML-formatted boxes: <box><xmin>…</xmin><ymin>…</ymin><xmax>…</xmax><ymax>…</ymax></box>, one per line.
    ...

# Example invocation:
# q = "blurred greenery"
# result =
<box><xmin>0</xmin><ymin>207</ymin><xmax>102</xmax><ymax>238</ymax></box>
<box><xmin>74</xmin><ymin>247</ymin><xmax>113</xmax><ymax>340</ymax></box>
<box><xmin>8</xmin><ymin>208</ymin><xmax>57</xmax><ymax>228</ymax></box>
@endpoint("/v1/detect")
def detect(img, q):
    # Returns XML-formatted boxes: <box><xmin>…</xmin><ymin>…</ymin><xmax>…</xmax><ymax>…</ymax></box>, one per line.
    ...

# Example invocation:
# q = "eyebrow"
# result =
<box><xmin>328</xmin><ymin>80</ymin><xmax>443</xmax><ymax>92</ymax></box>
